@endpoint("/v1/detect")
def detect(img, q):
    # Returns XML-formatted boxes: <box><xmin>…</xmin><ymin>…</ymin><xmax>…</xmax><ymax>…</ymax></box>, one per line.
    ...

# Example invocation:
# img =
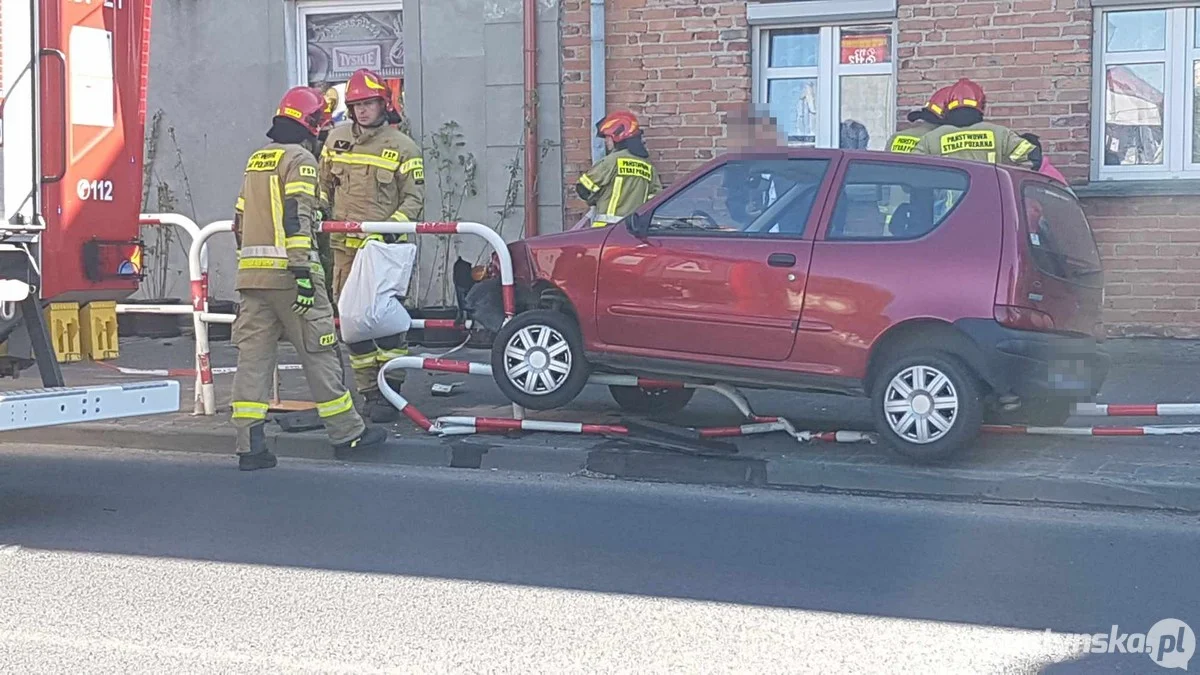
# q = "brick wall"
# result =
<box><xmin>896</xmin><ymin>0</ymin><xmax>1093</xmax><ymax>184</ymax></box>
<box><xmin>560</xmin><ymin>0</ymin><xmax>751</xmax><ymax>222</ymax></box>
<box><xmin>1085</xmin><ymin>196</ymin><xmax>1200</xmax><ymax>338</ymax></box>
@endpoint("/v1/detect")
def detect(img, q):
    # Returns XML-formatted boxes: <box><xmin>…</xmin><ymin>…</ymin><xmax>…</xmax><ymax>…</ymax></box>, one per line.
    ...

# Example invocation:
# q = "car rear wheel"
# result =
<box><xmin>871</xmin><ymin>351</ymin><xmax>983</xmax><ymax>463</ymax></box>
<box><xmin>490</xmin><ymin>310</ymin><xmax>590</xmax><ymax>411</ymax></box>
<box><xmin>608</xmin><ymin>385</ymin><xmax>695</xmax><ymax>415</ymax></box>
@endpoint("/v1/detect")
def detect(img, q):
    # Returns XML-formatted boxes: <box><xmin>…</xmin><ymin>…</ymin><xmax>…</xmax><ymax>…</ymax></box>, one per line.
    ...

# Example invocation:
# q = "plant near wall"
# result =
<box><xmin>473</xmin><ymin>135</ymin><xmax>555</xmax><ymax>266</ymax></box>
<box><xmin>420</xmin><ymin>120</ymin><xmax>479</xmax><ymax>307</ymax></box>
<box><xmin>139</xmin><ymin>118</ymin><xmax>199</xmax><ymax>302</ymax></box>
<box><xmin>138</xmin><ymin>109</ymin><xmax>190</xmax><ymax>301</ymax></box>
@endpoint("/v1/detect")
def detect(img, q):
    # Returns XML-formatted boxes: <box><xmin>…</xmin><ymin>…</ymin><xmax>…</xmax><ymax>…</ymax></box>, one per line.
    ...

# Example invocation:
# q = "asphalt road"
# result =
<box><xmin>1</xmin><ymin>444</ymin><xmax>1197</xmax><ymax>674</ymax></box>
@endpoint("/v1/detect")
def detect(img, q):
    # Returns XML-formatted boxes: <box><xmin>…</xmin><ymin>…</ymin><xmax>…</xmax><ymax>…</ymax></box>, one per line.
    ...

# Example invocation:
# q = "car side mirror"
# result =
<box><xmin>627</xmin><ymin>212</ymin><xmax>651</xmax><ymax>239</ymax></box>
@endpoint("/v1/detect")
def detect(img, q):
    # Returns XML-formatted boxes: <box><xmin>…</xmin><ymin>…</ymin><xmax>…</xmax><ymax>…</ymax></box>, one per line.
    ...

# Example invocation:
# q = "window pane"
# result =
<box><xmin>767</xmin><ymin>78</ymin><xmax>818</xmax><ymax>145</ymax></box>
<box><xmin>840</xmin><ymin>75</ymin><xmax>894</xmax><ymax>151</ymax></box>
<box><xmin>1195</xmin><ymin>62</ymin><xmax>1200</xmax><ymax>163</ymax></box>
<box><xmin>827</xmin><ymin>161</ymin><xmax>969</xmax><ymax>241</ymax></box>
<box><xmin>1103</xmin><ymin>64</ymin><xmax>1165</xmax><ymax>166</ymax></box>
<box><xmin>839</xmin><ymin>26</ymin><xmax>892</xmax><ymax>65</ymax></box>
<box><xmin>1022</xmin><ymin>184</ymin><xmax>1102</xmax><ymax>282</ymax></box>
<box><xmin>769</xmin><ymin>28</ymin><xmax>819</xmax><ymax>68</ymax></box>
<box><xmin>649</xmin><ymin>159</ymin><xmax>830</xmax><ymax>237</ymax></box>
<box><xmin>1105</xmin><ymin>10</ymin><xmax>1166</xmax><ymax>52</ymax></box>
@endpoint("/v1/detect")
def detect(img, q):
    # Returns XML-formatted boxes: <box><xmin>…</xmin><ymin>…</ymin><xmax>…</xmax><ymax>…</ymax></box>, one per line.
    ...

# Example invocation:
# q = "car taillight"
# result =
<box><xmin>994</xmin><ymin>304</ymin><xmax>1056</xmax><ymax>332</ymax></box>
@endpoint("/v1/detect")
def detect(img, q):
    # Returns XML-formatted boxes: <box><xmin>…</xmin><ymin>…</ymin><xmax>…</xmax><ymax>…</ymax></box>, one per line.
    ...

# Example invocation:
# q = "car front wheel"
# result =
<box><xmin>490</xmin><ymin>310</ymin><xmax>590</xmax><ymax>411</ymax></box>
<box><xmin>871</xmin><ymin>351</ymin><xmax>983</xmax><ymax>463</ymax></box>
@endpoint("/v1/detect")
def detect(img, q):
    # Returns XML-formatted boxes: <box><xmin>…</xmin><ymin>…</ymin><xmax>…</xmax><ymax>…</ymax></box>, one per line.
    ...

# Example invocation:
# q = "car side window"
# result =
<box><xmin>647</xmin><ymin>159</ymin><xmax>830</xmax><ymax>238</ymax></box>
<box><xmin>826</xmin><ymin>161</ymin><xmax>970</xmax><ymax>241</ymax></box>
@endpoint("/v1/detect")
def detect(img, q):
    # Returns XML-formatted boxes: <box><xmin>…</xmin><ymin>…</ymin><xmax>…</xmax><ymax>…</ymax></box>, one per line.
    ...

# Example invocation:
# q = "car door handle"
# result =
<box><xmin>767</xmin><ymin>253</ymin><xmax>796</xmax><ymax>267</ymax></box>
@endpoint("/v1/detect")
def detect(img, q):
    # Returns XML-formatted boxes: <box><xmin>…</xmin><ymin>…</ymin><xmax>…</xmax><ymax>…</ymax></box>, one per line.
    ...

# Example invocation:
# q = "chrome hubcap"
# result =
<box><xmin>883</xmin><ymin>365</ymin><xmax>959</xmax><ymax>445</ymax></box>
<box><xmin>503</xmin><ymin>325</ymin><xmax>572</xmax><ymax>395</ymax></box>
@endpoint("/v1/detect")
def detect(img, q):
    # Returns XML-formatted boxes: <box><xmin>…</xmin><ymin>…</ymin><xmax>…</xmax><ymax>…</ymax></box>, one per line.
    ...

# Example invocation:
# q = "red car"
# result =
<box><xmin>489</xmin><ymin>148</ymin><xmax>1109</xmax><ymax>462</ymax></box>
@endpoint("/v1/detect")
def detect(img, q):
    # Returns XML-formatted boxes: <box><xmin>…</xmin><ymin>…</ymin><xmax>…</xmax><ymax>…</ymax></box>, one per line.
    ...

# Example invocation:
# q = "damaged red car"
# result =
<box><xmin>471</xmin><ymin>148</ymin><xmax>1109</xmax><ymax>462</ymax></box>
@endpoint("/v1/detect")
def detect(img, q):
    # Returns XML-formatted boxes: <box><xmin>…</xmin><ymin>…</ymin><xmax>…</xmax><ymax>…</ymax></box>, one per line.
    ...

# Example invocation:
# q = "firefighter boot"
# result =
<box><xmin>333</xmin><ymin>425</ymin><xmax>390</xmax><ymax>457</ymax></box>
<box><xmin>239</xmin><ymin>423</ymin><xmax>278</xmax><ymax>471</ymax></box>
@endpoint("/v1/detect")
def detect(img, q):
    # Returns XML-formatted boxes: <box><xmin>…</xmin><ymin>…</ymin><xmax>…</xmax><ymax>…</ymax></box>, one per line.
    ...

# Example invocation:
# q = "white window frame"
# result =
<box><xmin>291</xmin><ymin>0</ymin><xmax>404</xmax><ymax>87</ymax></box>
<box><xmin>1090</xmin><ymin>5</ymin><xmax>1197</xmax><ymax>181</ymax></box>
<box><xmin>752</xmin><ymin>22</ymin><xmax>897</xmax><ymax>149</ymax></box>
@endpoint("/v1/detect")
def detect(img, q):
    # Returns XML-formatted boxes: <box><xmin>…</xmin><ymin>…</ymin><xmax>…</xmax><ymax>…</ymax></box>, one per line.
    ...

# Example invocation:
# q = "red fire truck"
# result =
<box><xmin>0</xmin><ymin>0</ymin><xmax>178</xmax><ymax>429</ymax></box>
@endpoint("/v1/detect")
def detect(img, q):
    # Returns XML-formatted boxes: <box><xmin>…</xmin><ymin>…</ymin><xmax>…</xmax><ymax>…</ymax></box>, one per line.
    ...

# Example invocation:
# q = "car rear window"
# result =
<box><xmin>1021</xmin><ymin>183</ymin><xmax>1103</xmax><ymax>284</ymax></box>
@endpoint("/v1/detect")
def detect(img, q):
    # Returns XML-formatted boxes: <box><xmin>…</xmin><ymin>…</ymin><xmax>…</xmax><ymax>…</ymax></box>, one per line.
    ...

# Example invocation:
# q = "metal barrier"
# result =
<box><xmin>376</xmin><ymin>356</ymin><xmax>878</xmax><ymax>444</ymax></box>
<box><xmin>178</xmin><ymin>220</ymin><xmax>517</xmax><ymax>415</ymax></box>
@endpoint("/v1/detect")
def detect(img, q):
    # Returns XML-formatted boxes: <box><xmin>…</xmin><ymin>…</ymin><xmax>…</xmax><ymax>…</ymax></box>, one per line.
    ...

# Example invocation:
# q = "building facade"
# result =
<box><xmin>562</xmin><ymin>0</ymin><xmax>1200</xmax><ymax>337</ymax></box>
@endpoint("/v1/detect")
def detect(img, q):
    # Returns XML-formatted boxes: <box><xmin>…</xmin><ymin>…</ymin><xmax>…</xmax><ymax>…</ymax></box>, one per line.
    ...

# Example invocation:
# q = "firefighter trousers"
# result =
<box><xmin>230</xmin><ymin>281</ymin><xmax>366</xmax><ymax>452</ymax></box>
<box><xmin>332</xmin><ymin>246</ymin><xmax>408</xmax><ymax>395</ymax></box>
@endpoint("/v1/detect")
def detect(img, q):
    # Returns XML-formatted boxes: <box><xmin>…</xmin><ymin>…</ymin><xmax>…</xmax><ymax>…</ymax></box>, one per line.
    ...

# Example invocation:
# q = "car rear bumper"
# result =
<box><xmin>954</xmin><ymin>319</ymin><xmax>1110</xmax><ymax>401</ymax></box>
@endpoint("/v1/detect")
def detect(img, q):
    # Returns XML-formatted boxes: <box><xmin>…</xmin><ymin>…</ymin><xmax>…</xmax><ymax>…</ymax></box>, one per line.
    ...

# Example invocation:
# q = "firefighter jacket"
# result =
<box><xmin>886</xmin><ymin>120</ymin><xmax>939</xmax><ymax>154</ymax></box>
<box><xmin>576</xmin><ymin>149</ymin><xmax>662</xmax><ymax>227</ymax></box>
<box><xmin>319</xmin><ymin>122</ymin><xmax>425</xmax><ymax>251</ymax></box>
<box><xmin>233</xmin><ymin>142</ymin><xmax>322</xmax><ymax>291</ymax></box>
<box><xmin>911</xmin><ymin>122</ymin><xmax>1037</xmax><ymax>167</ymax></box>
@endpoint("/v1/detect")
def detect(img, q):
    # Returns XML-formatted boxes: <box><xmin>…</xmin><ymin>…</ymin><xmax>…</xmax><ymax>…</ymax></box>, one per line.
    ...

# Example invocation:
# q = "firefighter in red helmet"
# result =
<box><xmin>318</xmin><ymin>68</ymin><xmax>425</xmax><ymax>423</ymax></box>
<box><xmin>575</xmin><ymin>110</ymin><xmax>662</xmax><ymax>228</ymax></box>
<box><xmin>912</xmin><ymin>79</ymin><xmax>1037</xmax><ymax>168</ymax></box>
<box><xmin>229</xmin><ymin>86</ymin><xmax>386</xmax><ymax>470</ymax></box>
<box><xmin>887</xmin><ymin>85</ymin><xmax>952</xmax><ymax>154</ymax></box>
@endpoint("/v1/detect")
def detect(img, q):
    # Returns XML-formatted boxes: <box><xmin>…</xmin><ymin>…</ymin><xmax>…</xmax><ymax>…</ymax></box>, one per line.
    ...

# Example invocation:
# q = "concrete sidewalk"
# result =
<box><xmin>2</xmin><ymin>336</ymin><xmax>1198</xmax><ymax>512</ymax></box>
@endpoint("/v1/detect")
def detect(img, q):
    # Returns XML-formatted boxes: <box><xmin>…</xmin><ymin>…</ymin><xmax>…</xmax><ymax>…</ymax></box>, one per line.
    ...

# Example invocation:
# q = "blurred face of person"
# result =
<box><xmin>350</xmin><ymin>98</ymin><xmax>387</xmax><ymax>127</ymax></box>
<box><xmin>727</xmin><ymin>116</ymin><xmax>783</xmax><ymax>150</ymax></box>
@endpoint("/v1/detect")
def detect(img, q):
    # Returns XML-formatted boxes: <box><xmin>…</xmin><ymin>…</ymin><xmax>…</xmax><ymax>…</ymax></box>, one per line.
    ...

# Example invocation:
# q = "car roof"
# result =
<box><xmin>718</xmin><ymin>146</ymin><xmax>1040</xmax><ymax>175</ymax></box>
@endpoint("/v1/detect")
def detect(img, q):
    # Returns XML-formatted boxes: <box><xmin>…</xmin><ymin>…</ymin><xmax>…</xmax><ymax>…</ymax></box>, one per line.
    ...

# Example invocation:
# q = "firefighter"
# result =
<box><xmin>229</xmin><ymin>86</ymin><xmax>387</xmax><ymax>471</ymax></box>
<box><xmin>911</xmin><ymin>79</ymin><xmax>1037</xmax><ymax>167</ymax></box>
<box><xmin>887</xmin><ymin>85</ymin><xmax>952</xmax><ymax>154</ymax></box>
<box><xmin>318</xmin><ymin>68</ymin><xmax>424</xmax><ymax>424</ymax></box>
<box><xmin>576</xmin><ymin>111</ymin><xmax>662</xmax><ymax>228</ymax></box>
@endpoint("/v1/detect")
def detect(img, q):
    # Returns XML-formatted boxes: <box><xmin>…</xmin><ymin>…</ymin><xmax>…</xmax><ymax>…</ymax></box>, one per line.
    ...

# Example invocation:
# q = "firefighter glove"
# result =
<box><xmin>292</xmin><ymin>269</ymin><xmax>316</xmax><ymax>315</ymax></box>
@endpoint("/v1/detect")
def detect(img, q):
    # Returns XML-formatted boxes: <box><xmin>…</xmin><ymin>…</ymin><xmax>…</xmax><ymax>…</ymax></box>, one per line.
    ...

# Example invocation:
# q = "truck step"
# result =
<box><xmin>0</xmin><ymin>380</ymin><xmax>181</xmax><ymax>431</ymax></box>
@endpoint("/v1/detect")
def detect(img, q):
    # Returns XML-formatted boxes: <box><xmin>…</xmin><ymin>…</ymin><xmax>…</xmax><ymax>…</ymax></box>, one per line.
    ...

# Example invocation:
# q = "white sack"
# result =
<box><xmin>337</xmin><ymin>241</ymin><xmax>417</xmax><ymax>344</ymax></box>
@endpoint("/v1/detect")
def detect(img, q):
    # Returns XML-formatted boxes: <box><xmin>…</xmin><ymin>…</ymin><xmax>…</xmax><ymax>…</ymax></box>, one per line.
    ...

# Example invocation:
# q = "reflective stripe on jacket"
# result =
<box><xmin>319</xmin><ymin>122</ymin><xmax>425</xmax><ymax>252</ymax></box>
<box><xmin>233</xmin><ymin>143</ymin><xmax>321</xmax><ymax>291</ymax></box>
<box><xmin>576</xmin><ymin>149</ymin><xmax>662</xmax><ymax>227</ymax></box>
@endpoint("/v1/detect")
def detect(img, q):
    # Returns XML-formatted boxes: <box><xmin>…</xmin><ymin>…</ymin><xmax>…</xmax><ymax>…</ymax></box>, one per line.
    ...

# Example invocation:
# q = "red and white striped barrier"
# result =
<box><xmin>1073</xmin><ymin>403</ymin><xmax>1200</xmax><ymax>417</ymax></box>
<box><xmin>375</xmin><ymin>355</ymin><xmax>875</xmax><ymax>444</ymax></box>
<box><xmin>436</xmin><ymin>417</ymin><xmax>630</xmax><ymax>436</ymax></box>
<box><xmin>984</xmin><ymin>424</ymin><xmax>1200</xmax><ymax>437</ymax></box>
<box><xmin>188</xmin><ymin>220</ymin><xmax>236</xmax><ymax>415</ymax></box>
<box><xmin>699</xmin><ymin>417</ymin><xmax>876</xmax><ymax>444</ymax></box>
<box><xmin>321</xmin><ymin>221</ymin><xmax>516</xmax><ymax>317</ymax></box>
<box><xmin>178</xmin><ymin>220</ymin><xmax>517</xmax><ymax>416</ymax></box>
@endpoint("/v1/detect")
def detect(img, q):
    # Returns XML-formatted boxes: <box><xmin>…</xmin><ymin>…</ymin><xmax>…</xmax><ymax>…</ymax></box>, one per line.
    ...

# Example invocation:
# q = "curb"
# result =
<box><xmin>4</xmin><ymin>424</ymin><xmax>1196</xmax><ymax>513</ymax></box>
<box><xmin>761</xmin><ymin>455</ymin><xmax>1200</xmax><ymax>513</ymax></box>
<box><xmin>0</xmin><ymin>422</ymin><xmax>592</xmax><ymax>472</ymax></box>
